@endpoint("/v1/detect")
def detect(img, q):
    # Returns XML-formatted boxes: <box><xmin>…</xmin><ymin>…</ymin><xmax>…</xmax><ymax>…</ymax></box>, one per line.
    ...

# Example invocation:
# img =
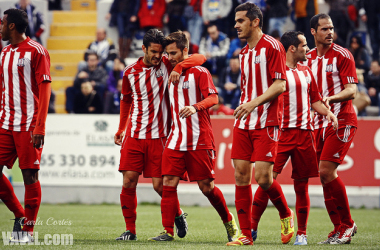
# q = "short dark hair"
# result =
<box><xmin>235</xmin><ymin>2</ymin><xmax>263</xmax><ymax>29</ymax></box>
<box><xmin>281</xmin><ymin>31</ymin><xmax>304</xmax><ymax>52</ymax></box>
<box><xmin>164</xmin><ymin>31</ymin><xmax>189</xmax><ymax>52</ymax></box>
<box><xmin>207</xmin><ymin>24</ymin><xmax>218</xmax><ymax>31</ymax></box>
<box><xmin>310</xmin><ymin>13</ymin><xmax>331</xmax><ymax>31</ymax></box>
<box><xmin>4</xmin><ymin>8</ymin><xmax>28</xmax><ymax>34</ymax></box>
<box><xmin>143</xmin><ymin>29</ymin><xmax>165</xmax><ymax>48</ymax></box>
<box><xmin>86</xmin><ymin>51</ymin><xmax>99</xmax><ymax>60</ymax></box>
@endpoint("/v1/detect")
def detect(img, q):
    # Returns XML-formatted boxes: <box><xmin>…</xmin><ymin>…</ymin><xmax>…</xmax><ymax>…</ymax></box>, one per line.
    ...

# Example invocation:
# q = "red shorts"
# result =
<box><xmin>273</xmin><ymin>129</ymin><xmax>319</xmax><ymax>179</ymax></box>
<box><xmin>0</xmin><ymin>128</ymin><xmax>42</xmax><ymax>170</ymax></box>
<box><xmin>315</xmin><ymin>125</ymin><xmax>357</xmax><ymax>164</ymax></box>
<box><xmin>119</xmin><ymin>136</ymin><xmax>166</xmax><ymax>178</ymax></box>
<box><xmin>162</xmin><ymin>148</ymin><xmax>215</xmax><ymax>182</ymax></box>
<box><xmin>231</xmin><ymin>127</ymin><xmax>279</xmax><ymax>163</ymax></box>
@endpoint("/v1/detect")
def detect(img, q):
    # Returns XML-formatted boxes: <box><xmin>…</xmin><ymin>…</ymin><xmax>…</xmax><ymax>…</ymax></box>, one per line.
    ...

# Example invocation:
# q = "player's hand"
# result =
<box><xmin>234</xmin><ymin>101</ymin><xmax>257</xmax><ymax>120</ymax></box>
<box><xmin>326</xmin><ymin>111</ymin><xmax>338</xmax><ymax>130</ymax></box>
<box><xmin>322</xmin><ymin>96</ymin><xmax>331</xmax><ymax>110</ymax></box>
<box><xmin>114</xmin><ymin>130</ymin><xmax>125</xmax><ymax>146</ymax></box>
<box><xmin>105</xmin><ymin>13</ymin><xmax>111</xmax><ymax>20</ymax></box>
<box><xmin>32</xmin><ymin>134</ymin><xmax>44</xmax><ymax>148</ymax></box>
<box><xmin>179</xmin><ymin>106</ymin><xmax>196</xmax><ymax>119</ymax></box>
<box><xmin>169</xmin><ymin>71</ymin><xmax>180</xmax><ymax>84</ymax></box>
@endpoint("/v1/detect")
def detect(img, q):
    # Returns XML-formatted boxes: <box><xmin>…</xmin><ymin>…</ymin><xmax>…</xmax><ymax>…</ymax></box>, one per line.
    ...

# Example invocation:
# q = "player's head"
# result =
<box><xmin>234</xmin><ymin>2</ymin><xmax>263</xmax><ymax>39</ymax></box>
<box><xmin>142</xmin><ymin>29</ymin><xmax>165</xmax><ymax>67</ymax></box>
<box><xmin>310</xmin><ymin>13</ymin><xmax>333</xmax><ymax>46</ymax></box>
<box><xmin>164</xmin><ymin>31</ymin><xmax>189</xmax><ymax>67</ymax></box>
<box><xmin>281</xmin><ymin>31</ymin><xmax>309</xmax><ymax>62</ymax></box>
<box><xmin>1</xmin><ymin>8</ymin><xmax>28</xmax><ymax>41</ymax></box>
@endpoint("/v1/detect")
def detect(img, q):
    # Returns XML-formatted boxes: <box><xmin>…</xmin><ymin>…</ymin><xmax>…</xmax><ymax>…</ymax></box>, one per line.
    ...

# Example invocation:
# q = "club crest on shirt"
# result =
<box><xmin>155</xmin><ymin>69</ymin><xmax>163</xmax><ymax>78</ymax></box>
<box><xmin>305</xmin><ymin>74</ymin><xmax>311</xmax><ymax>83</ymax></box>
<box><xmin>17</xmin><ymin>58</ymin><xmax>29</xmax><ymax>67</ymax></box>
<box><xmin>325</xmin><ymin>64</ymin><xmax>334</xmax><ymax>72</ymax></box>
<box><xmin>254</xmin><ymin>56</ymin><xmax>261</xmax><ymax>64</ymax></box>
<box><xmin>182</xmin><ymin>81</ymin><xmax>190</xmax><ymax>89</ymax></box>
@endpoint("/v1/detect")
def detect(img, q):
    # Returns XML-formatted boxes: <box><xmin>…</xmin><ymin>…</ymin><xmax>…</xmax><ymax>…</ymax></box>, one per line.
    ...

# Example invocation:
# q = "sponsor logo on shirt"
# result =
<box><xmin>305</xmin><ymin>75</ymin><xmax>311</xmax><ymax>84</ymax></box>
<box><xmin>155</xmin><ymin>69</ymin><xmax>163</xmax><ymax>78</ymax></box>
<box><xmin>17</xmin><ymin>58</ymin><xmax>30</xmax><ymax>67</ymax></box>
<box><xmin>326</xmin><ymin>64</ymin><xmax>334</xmax><ymax>72</ymax></box>
<box><xmin>254</xmin><ymin>56</ymin><xmax>261</xmax><ymax>64</ymax></box>
<box><xmin>183</xmin><ymin>81</ymin><xmax>190</xmax><ymax>89</ymax></box>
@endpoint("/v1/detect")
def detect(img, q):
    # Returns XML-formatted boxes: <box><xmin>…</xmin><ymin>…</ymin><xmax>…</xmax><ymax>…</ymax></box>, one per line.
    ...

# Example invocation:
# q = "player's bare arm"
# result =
<box><xmin>311</xmin><ymin>101</ymin><xmax>338</xmax><ymax>130</ymax></box>
<box><xmin>234</xmin><ymin>79</ymin><xmax>286</xmax><ymax>120</ymax></box>
<box><xmin>323</xmin><ymin>83</ymin><xmax>357</xmax><ymax>107</ymax></box>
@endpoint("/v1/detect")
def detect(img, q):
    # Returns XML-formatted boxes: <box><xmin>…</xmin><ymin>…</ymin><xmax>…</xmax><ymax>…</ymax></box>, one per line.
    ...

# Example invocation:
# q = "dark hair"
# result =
<box><xmin>207</xmin><ymin>24</ymin><xmax>218</xmax><ymax>31</ymax></box>
<box><xmin>86</xmin><ymin>51</ymin><xmax>99</xmax><ymax>60</ymax></box>
<box><xmin>4</xmin><ymin>8</ymin><xmax>28</xmax><ymax>34</ymax></box>
<box><xmin>235</xmin><ymin>2</ymin><xmax>263</xmax><ymax>29</ymax></box>
<box><xmin>310</xmin><ymin>13</ymin><xmax>331</xmax><ymax>31</ymax></box>
<box><xmin>164</xmin><ymin>31</ymin><xmax>189</xmax><ymax>52</ymax></box>
<box><xmin>280</xmin><ymin>31</ymin><xmax>304</xmax><ymax>52</ymax></box>
<box><xmin>143</xmin><ymin>29</ymin><xmax>165</xmax><ymax>48</ymax></box>
<box><xmin>231</xmin><ymin>55</ymin><xmax>239</xmax><ymax>60</ymax></box>
<box><xmin>350</xmin><ymin>34</ymin><xmax>364</xmax><ymax>49</ymax></box>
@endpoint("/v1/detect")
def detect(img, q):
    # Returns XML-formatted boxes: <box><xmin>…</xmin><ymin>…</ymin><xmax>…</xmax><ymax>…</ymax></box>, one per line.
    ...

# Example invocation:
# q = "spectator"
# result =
<box><xmin>183</xmin><ymin>31</ymin><xmax>199</xmax><ymax>54</ymax></box>
<box><xmin>333</xmin><ymin>30</ymin><xmax>346</xmax><ymax>47</ymax></box>
<box><xmin>138</xmin><ymin>0</ymin><xmax>166</xmax><ymax>31</ymax></box>
<box><xmin>66</xmin><ymin>52</ymin><xmax>108</xmax><ymax>113</ymax></box>
<box><xmin>366</xmin><ymin>60</ymin><xmax>380</xmax><ymax>107</ymax></box>
<box><xmin>78</xmin><ymin>28</ymin><xmax>117</xmax><ymax>73</ymax></box>
<box><xmin>107</xmin><ymin>57</ymin><xmax>125</xmax><ymax>93</ymax></box>
<box><xmin>266</xmin><ymin>0</ymin><xmax>289</xmax><ymax>36</ymax></box>
<box><xmin>209</xmin><ymin>96</ymin><xmax>234</xmax><ymax>115</ymax></box>
<box><xmin>202</xmin><ymin>0</ymin><xmax>232</xmax><ymax>34</ymax></box>
<box><xmin>166</xmin><ymin>0</ymin><xmax>187</xmax><ymax>33</ymax></box>
<box><xmin>104</xmin><ymin>79</ymin><xmax>122</xmax><ymax>114</ymax></box>
<box><xmin>227</xmin><ymin>38</ymin><xmax>246</xmax><ymax>60</ymax></box>
<box><xmin>218</xmin><ymin>56</ymin><xmax>241</xmax><ymax>109</ymax></box>
<box><xmin>185</xmin><ymin>0</ymin><xmax>203</xmax><ymax>46</ymax></box>
<box><xmin>106</xmin><ymin>0</ymin><xmax>139</xmax><ymax>59</ymax></box>
<box><xmin>73</xmin><ymin>81</ymin><xmax>103</xmax><ymax>114</ymax></box>
<box><xmin>294</xmin><ymin>0</ymin><xmax>318</xmax><ymax>48</ymax></box>
<box><xmin>349</xmin><ymin>34</ymin><xmax>371</xmax><ymax>80</ymax></box>
<box><xmin>359</xmin><ymin>0</ymin><xmax>380</xmax><ymax>60</ymax></box>
<box><xmin>15</xmin><ymin>0</ymin><xmax>44</xmax><ymax>44</ymax></box>
<box><xmin>326</xmin><ymin>0</ymin><xmax>355</xmax><ymax>47</ymax></box>
<box><xmin>48</xmin><ymin>0</ymin><xmax>62</xmax><ymax>10</ymax></box>
<box><xmin>270</xmin><ymin>29</ymin><xmax>281</xmax><ymax>41</ymax></box>
<box><xmin>48</xmin><ymin>91</ymin><xmax>56</xmax><ymax>113</ymax></box>
<box><xmin>199</xmin><ymin>24</ymin><xmax>230</xmax><ymax>75</ymax></box>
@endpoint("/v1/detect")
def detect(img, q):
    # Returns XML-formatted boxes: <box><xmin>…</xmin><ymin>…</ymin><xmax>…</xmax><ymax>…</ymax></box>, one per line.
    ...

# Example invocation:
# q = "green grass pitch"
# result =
<box><xmin>1</xmin><ymin>204</ymin><xmax>379</xmax><ymax>249</ymax></box>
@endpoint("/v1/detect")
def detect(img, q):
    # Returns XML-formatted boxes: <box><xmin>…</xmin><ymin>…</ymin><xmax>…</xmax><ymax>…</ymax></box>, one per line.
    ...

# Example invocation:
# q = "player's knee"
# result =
<box><xmin>22</xmin><ymin>169</ymin><xmax>38</xmax><ymax>185</ymax></box>
<box><xmin>255</xmin><ymin>175</ymin><xmax>271</xmax><ymax>190</ymax></box>
<box><xmin>153</xmin><ymin>184</ymin><xmax>163</xmax><ymax>196</ymax></box>
<box><xmin>234</xmin><ymin>170</ymin><xmax>250</xmax><ymax>185</ymax></box>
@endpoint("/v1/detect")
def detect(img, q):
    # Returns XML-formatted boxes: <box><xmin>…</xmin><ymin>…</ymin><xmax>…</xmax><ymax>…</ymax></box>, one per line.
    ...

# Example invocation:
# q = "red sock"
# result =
<box><xmin>323</xmin><ymin>185</ymin><xmax>341</xmax><ymax>231</ymax></box>
<box><xmin>294</xmin><ymin>180</ymin><xmax>309</xmax><ymax>235</ymax></box>
<box><xmin>326</xmin><ymin>177</ymin><xmax>353</xmax><ymax>227</ymax></box>
<box><xmin>22</xmin><ymin>181</ymin><xmax>41</xmax><ymax>232</ymax></box>
<box><xmin>175</xmin><ymin>204</ymin><xmax>182</xmax><ymax>218</ymax></box>
<box><xmin>251</xmin><ymin>186</ymin><xmax>268</xmax><ymax>231</ymax></box>
<box><xmin>265</xmin><ymin>179</ymin><xmax>290</xmax><ymax>219</ymax></box>
<box><xmin>161</xmin><ymin>186</ymin><xmax>178</xmax><ymax>235</ymax></box>
<box><xmin>235</xmin><ymin>185</ymin><xmax>252</xmax><ymax>238</ymax></box>
<box><xmin>0</xmin><ymin>174</ymin><xmax>24</xmax><ymax>218</ymax></box>
<box><xmin>120</xmin><ymin>187</ymin><xmax>137</xmax><ymax>235</ymax></box>
<box><xmin>205</xmin><ymin>186</ymin><xmax>232</xmax><ymax>223</ymax></box>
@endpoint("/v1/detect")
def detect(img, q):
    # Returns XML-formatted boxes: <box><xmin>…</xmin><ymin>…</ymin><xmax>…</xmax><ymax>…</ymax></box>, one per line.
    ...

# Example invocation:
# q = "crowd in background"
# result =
<box><xmin>46</xmin><ymin>0</ymin><xmax>380</xmax><ymax>115</ymax></box>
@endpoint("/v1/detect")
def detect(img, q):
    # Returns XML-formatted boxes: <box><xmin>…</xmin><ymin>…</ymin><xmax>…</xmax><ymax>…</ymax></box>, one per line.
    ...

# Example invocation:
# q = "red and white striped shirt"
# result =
<box><xmin>281</xmin><ymin>64</ymin><xmax>321</xmax><ymax>130</ymax></box>
<box><xmin>121</xmin><ymin>56</ymin><xmax>172</xmax><ymax>139</ymax></box>
<box><xmin>0</xmin><ymin>37</ymin><xmax>51</xmax><ymax>131</ymax></box>
<box><xmin>235</xmin><ymin>34</ymin><xmax>287</xmax><ymax>130</ymax></box>
<box><xmin>166</xmin><ymin>66</ymin><xmax>217</xmax><ymax>151</ymax></box>
<box><xmin>305</xmin><ymin>43</ymin><xmax>358</xmax><ymax>128</ymax></box>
